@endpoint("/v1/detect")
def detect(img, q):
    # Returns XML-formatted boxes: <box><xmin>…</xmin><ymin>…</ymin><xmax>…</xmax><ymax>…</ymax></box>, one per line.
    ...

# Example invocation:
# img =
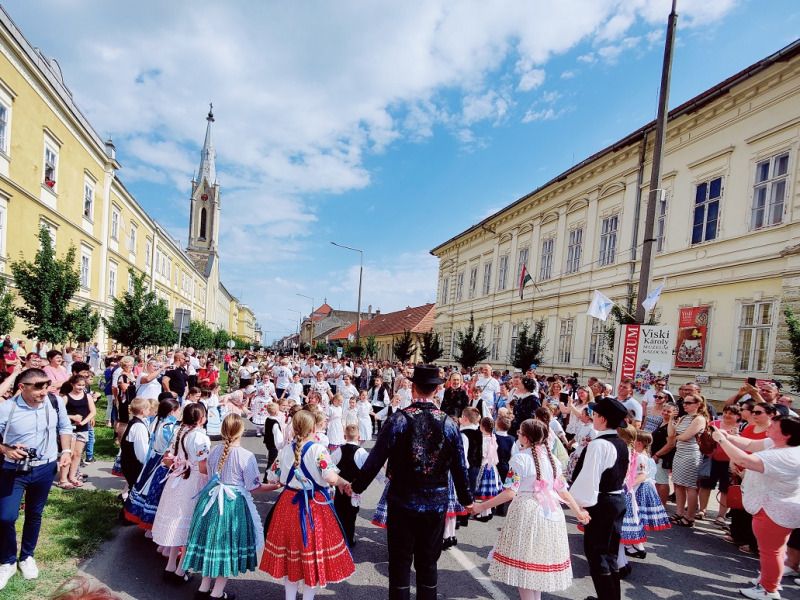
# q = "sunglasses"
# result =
<box><xmin>683</xmin><ymin>401</ymin><xmax>698</xmax><ymax>405</ymax></box>
<box><xmin>751</xmin><ymin>410</ymin><xmax>766</xmax><ymax>415</ymax></box>
<box><xmin>655</xmin><ymin>395</ymin><xmax>666</xmax><ymax>399</ymax></box>
<box><xmin>22</xmin><ymin>380</ymin><xmax>51</xmax><ymax>390</ymax></box>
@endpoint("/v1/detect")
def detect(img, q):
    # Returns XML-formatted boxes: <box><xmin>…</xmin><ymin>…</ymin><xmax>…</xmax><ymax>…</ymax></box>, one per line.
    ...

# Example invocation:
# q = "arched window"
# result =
<box><xmin>199</xmin><ymin>207</ymin><xmax>207</xmax><ymax>240</ymax></box>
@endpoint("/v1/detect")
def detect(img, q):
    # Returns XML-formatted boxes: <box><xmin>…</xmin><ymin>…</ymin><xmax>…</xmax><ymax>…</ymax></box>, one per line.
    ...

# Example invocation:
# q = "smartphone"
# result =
<box><xmin>559</xmin><ymin>392</ymin><xmax>570</xmax><ymax>404</ymax></box>
<box><xmin>746</xmin><ymin>377</ymin><xmax>757</xmax><ymax>386</ymax></box>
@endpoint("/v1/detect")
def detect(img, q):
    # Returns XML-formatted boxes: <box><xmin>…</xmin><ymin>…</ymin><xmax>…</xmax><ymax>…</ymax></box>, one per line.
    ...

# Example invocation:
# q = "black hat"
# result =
<box><xmin>588</xmin><ymin>397</ymin><xmax>629</xmax><ymax>428</ymax></box>
<box><xmin>411</xmin><ymin>364</ymin><xmax>444</xmax><ymax>386</ymax></box>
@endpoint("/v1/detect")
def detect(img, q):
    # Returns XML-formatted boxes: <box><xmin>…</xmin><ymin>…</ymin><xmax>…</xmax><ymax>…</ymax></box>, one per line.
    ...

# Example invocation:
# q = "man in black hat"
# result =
<box><xmin>350</xmin><ymin>364</ymin><xmax>473</xmax><ymax>600</ymax></box>
<box><xmin>569</xmin><ymin>396</ymin><xmax>630</xmax><ymax>600</ymax></box>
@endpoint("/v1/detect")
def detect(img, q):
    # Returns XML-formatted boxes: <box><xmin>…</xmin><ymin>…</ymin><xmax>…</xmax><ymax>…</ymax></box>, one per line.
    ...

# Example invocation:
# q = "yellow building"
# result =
<box><xmin>0</xmin><ymin>7</ymin><xmax>252</xmax><ymax>348</ymax></box>
<box><xmin>431</xmin><ymin>39</ymin><xmax>800</xmax><ymax>401</ymax></box>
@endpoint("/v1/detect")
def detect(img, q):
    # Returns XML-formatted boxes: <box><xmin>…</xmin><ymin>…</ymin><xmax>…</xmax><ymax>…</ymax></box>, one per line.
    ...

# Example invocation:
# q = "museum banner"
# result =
<box><xmin>615</xmin><ymin>324</ymin><xmax>675</xmax><ymax>394</ymax></box>
<box><xmin>674</xmin><ymin>305</ymin><xmax>710</xmax><ymax>369</ymax></box>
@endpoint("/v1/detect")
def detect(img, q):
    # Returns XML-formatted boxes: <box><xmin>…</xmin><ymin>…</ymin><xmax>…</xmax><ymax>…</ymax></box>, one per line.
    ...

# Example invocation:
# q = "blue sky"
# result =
<box><xmin>7</xmin><ymin>1</ymin><xmax>799</xmax><ymax>343</ymax></box>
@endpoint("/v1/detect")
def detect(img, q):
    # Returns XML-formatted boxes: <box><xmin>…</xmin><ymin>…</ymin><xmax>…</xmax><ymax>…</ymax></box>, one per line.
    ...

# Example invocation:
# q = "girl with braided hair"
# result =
<box><xmin>470</xmin><ymin>418</ymin><xmax>589</xmax><ymax>600</ymax></box>
<box><xmin>261</xmin><ymin>409</ymin><xmax>355</xmax><ymax>599</ymax></box>
<box><xmin>183</xmin><ymin>414</ymin><xmax>279</xmax><ymax>600</ymax></box>
<box><xmin>152</xmin><ymin>403</ymin><xmax>210</xmax><ymax>584</ymax></box>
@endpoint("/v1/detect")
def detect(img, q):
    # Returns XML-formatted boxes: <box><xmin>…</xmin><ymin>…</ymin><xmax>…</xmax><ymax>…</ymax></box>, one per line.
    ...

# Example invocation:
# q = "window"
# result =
<box><xmin>497</xmin><ymin>255</ymin><xmax>509</xmax><ymax>290</ymax></box>
<box><xmin>83</xmin><ymin>182</ymin><xmax>94</xmax><ymax>220</ymax></box>
<box><xmin>0</xmin><ymin>199</ymin><xmax>6</xmax><ymax>259</ymax></box>
<box><xmin>199</xmin><ymin>207</ymin><xmax>207</xmax><ymax>239</ymax></box>
<box><xmin>128</xmin><ymin>272</ymin><xmax>135</xmax><ymax>294</ymax></box>
<box><xmin>0</xmin><ymin>103</ymin><xmax>8</xmax><ymax>154</ymax></box>
<box><xmin>128</xmin><ymin>223</ymin><xmax>137</xmax><ymax>254</ymax></box>
<box><xmin>441</xmin><ymin>277</ymin><xmax>450</xmax><ymax>303</ymax></box>
<box><xmin>455</xmin><ymin>271</ymin><xmax>464</xmax><ymax>302</ymax></box>
<box><xmin>558</xmin><ymin>318</ymin><xmax>574</xmax><ymax>363</ymax></box>
<box><xmin>491</xmin><ymin>324</ymin><xmax>501</xmax><ymax>361</ymax></box>
<box><xmin>509</xmin><ymin>323</ymin><xmax>519</xmax><ymax>359</ymax></box>
<box><xmin>692</xmin><ymin>177</ymin><xmax>722</xmax><ymax>244</ymax></box>
<box><xmin>656</xmin><ymin>190</ymin><xmax>668</xmax><ymax>252</ymax></box>
<box><xmin>145</xmin><ymin>239</ymin><xmax>152</xmax><ymax>267</ymax></box>
<box><xmin>516</xmin><ymin>247</ymin><xmax>529</xmax><ymax>285</ymax></box>
<box><xmin>736</xmin><ymin>302</ymin><xmax>773</xmax><ymax>372</ymax></box>
<box><xmin>111</xmin><ymin>208</ymin><xmax>120</xmax><ymax>240</ymax></box>
<box><xmin>43</xmin><ymin>144</ymin><xmax>58</xmax><ymax>189</ymax></box>
<box><xmin>539</xmin><ymin>238</ymin><xmax>554</xmax><ymax>281</ymax></box>
<box><xmin>468</xmin><ymin>266</ymin><xmax>478</xmax><ymax>299</ymax></box>
<box><xmin>482</xmin><ymin>261</ymin><xmax>492</xmax><ymax>295</ymax></box>
<box><xmin>451</xmin><ymin>332</ymin><xmax>458</xmax><ymax>358</ymax></box>
<box><xmin>566</xmin><ymin>228</ymin><xmax>583</xmax><ymax>274</ymax></box>
<box><xmin>80</xmin><ymin>251</ymin><xmax>90</xmax><ymax>289</ymax></box>
<box><xmin>588</xmin><ymin>318</ymin><xmax>606</xmax><ymax>365</ymax></box>
<box><xmin>39</xmin><ymin>219</ymin><xmax>56</xmax><ymax>249</ymax></box>
<box><xmin>751</xmin><ymin>152</ymin><xmax>789</xmax><ymax>229</ymax></box>
<box><xmin>598</xmin><ymin>214</ymin><xmax>618</xmax><ymax>266</ymax></box>
<box><xmin>108</xmin><ymin>263</ymin><xmax>117</xmax><ymax>299</ymax></box>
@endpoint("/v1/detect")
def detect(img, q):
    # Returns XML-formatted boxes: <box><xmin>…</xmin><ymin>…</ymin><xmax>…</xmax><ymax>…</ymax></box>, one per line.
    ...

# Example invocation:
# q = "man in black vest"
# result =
<box><xmin>350</xmin><ymin>365</ymin><xmax>473</xmax><ymax>600</ymax></box>
<box><xmin>569</xmin><ymin>396</ymin><xmax>630</xmax><ymax>600</ymax></box>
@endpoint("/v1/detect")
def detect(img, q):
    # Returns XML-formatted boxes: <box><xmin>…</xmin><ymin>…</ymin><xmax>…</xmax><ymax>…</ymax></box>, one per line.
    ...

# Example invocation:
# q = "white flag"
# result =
<box><xmin>641</xmin><ymin>284</ymin><xmax>664</xmax><ymax>312</ymax></box>
<box><xmin>587</xmin><ymin>290</ymin><xmax>614</xmax><ymax>322</ymax></box>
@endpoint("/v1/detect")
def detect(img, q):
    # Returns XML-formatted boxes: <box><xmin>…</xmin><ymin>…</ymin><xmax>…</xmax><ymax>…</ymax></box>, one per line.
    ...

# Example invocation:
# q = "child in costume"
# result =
<box><xmin>617</xmin><ymin>424</ymin><xmax>645</xmax><ymax>577</ymax></box>
<box><xmin>475</xmin><ymin>417</ymin><xmax>502</xmax><ymax>521</ymax></box>
<box><xmin>355</xmin><ymin>390</ymin><xmax>373</xmax><ymax>443</ymax></box>
<box><xmin>326</xmin><ymin>394</ymin><xmax>345</xmax><ymax>450</ymax></box>
<box><xmin>332</xmin><ymin>424</ymin><xmax>368</xmax><ymax>546</ymax></box>
<box><xmin>183</xmin><ymin>414</ymin><xmax>279</xmax><ymax>599</ymax></box>
<box><xmin>630</xmin><ymin>430</ymin><xmax>671</xmax><ymax>558</ymax></box>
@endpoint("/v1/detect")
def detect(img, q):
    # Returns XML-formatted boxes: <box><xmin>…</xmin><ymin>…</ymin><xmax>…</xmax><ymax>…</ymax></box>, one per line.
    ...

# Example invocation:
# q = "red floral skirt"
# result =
<box><xmin>260</xmin><ymin>489</ymin><xmax>355</xmax><ymax>586</ymax></box>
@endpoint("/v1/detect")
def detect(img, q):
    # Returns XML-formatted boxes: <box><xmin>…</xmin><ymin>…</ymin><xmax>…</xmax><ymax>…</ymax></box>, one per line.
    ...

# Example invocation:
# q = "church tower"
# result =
<box><xmin>187</xmin><ymin>104</ymin><xmax>220</xmax><ymax>275</ymax></box>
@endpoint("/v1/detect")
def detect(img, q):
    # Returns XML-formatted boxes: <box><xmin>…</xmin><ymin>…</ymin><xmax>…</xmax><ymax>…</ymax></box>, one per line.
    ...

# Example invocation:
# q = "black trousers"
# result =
<box><xmin>333</xmin><ymin>490</ymin><xmax>359</xmax><ymax>545</ymax></box>
<box><xmin>584</xmin><ymin>493</ymin><xmax>626</xmax><ymax>576</ymax></box>
<box><xmin>386</xmin><ymin>502</ymin><xmax>445</xmax><ymax>592</ymax></box>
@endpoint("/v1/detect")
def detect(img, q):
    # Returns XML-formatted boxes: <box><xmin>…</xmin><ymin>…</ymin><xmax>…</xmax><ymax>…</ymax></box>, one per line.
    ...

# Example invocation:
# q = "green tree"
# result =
<box><xmin>69</xmin><ymin>303</ymin><xmax>100</xmax><ymax>345</ymax></box>
<box><xmin>364</xmin><ymin>335</ymin><xmax>378</xmax><ymax>359</ymax></box>
<box><xmin>392</xmin><ymin>330</ymin><xmax>417</xmax><ymax>362</ymax></box>
<box><xmin>313</xmin><ymin>341</ymin><xmax>328</xmax><ymax>355</ymax></box>
<box><xmin>214</xmin><ymin>328</ymin><xmax>231</xmax><ymax>349</ymax></box>
<box><xmin>344</xmin><ymin>341</ymin><xmax>363</xmax><ymax>358</ymax></box>
<box><xmin>103</xmin><ymin>270</ymin><xmax>176</xmax><ymax>350</ymax></box>
<box><xmin>420</xmin><ymin>330</ymin><xmax>444</xmax><ymax>364</ymax></box>
<box><xmin>784</xmin><ymin>307</ymin><xmax>800</xmax><ymax>393</ymax></box>
<box><xmin>0</xmin><ymin>278</ymin><xmax>16</xmax><ymax>336</ymax></box>
<box><xmin>512</xmin><ymin>320</ymin><xmax>546</xmax><ymax>370</ymax></box>
<box><xmin>454</xmin><ymin>313</ymin><xmax>489</xmax><ymax>370</ymax></box>
<box><xmin>185</xmin><ymin>320</ymin><xmax>216</xmax><ymax>350</ymax></box>
<box><xmin>11</xmin><ymin>226</ymin><xmax>80</xmax><ymax>344</ymax></box>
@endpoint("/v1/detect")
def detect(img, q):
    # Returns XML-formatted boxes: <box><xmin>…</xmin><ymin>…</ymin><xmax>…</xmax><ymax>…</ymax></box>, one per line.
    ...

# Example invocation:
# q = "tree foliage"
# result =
<box><xmin>214</xmin><ymin>328</ymin><xmax>231</xmax><ymax>349</ymax></box>
<box><xmin>0</xmin><ymin>278</ymin><xmax>15</xmax><ymax>336</ymax></box>
<box><xmin>103</xmin><ymin>270</ymin><xmax>176</xmax><ymax>350</ymax></box>
<box><xmin>454</xmin><ymin>313</ymin><xmax>489</xmax><ymax>370</ymax></box>
<box><xmin>313</xmin><ymin>341</ymin><xmax>328</xmax><ymax>355</ymax></box>
<box><xmin>344</xmin><ymin>341</ymin><xmax>363</xmax><ymax>358</ymax></box>
<box><xmin>364</xmin><ymin>335</ymin><xmax>378</xmax><ymax>359</ymax></box>
<box><xmin>392</xmin><ymin>330</ymin><xmax>417</xmax><ymax>362</ymax></box>
<box><xmin>784</xmin><ymin>307</ymin><xmax>800</xmax><ymax>393</ymax></box>
<box><xmin>512</xmin><ymin>320</ymin><xmax>546</xmax><ymax>370</ymax></box>
<box><xmin>69</xmin><ymin>303</ymin><xmax>100</xmax><ymax>345</ymax></box>
<box><xmin>11</xmin><ymin>227</ymin><xmax>81</xmax><ymax>344</ymax></box>
<box><xmin>185</xmin><ymin>320</ymin><xmax>216</xmax><ymax>350</ymax></box>
<box><xmin>420</xmin><ymin>330</ymin><xmax>444</xmax><ymax>364</ymax></box>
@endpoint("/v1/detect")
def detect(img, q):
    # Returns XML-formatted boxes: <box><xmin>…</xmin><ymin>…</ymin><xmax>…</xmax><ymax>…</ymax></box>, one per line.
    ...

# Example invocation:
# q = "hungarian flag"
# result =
<box><xmin>519</xmin><ymin>264</ymin><xmax>532</xmax><ymax>299</ymax></box>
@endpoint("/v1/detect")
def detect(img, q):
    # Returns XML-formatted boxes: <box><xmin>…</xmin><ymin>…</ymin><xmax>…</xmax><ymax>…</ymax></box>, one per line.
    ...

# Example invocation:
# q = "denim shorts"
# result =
<box><xmin>655</xmin><ymin>462</ymin><xmax>671</xmax><ymax>485</ymax></box>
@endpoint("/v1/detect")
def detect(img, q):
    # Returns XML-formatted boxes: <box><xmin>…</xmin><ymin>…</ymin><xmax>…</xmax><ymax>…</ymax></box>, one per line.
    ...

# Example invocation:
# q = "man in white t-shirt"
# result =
<box><xmin>617</xmin><ymin>379</ymin><xmax>642</xmax><ymax>428</ymax></box>
<box><xmin>475</xmin><ymin>364</ymin><xmax>500</xmax><ymax>416</ymax></box>
<box><xmin>186</xmin><ymin>347</ymin><xmax>200</xmax><ymax>388</ymax></box>
<box><xmin>136</xmin><ymin>358</ymin><xmax>166</xmax><ymax>400</ymax></box>
<box><xmin>273</xmin><ymin>359</ymin><xmax>293</xmax><ymax>398</ymax></box>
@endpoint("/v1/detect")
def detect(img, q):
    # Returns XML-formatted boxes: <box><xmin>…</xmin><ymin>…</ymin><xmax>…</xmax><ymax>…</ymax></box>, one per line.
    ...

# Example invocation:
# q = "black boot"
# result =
<box><xmin>389</xmin><ymin>586</ymin><xmax>411</xmax><ymax>600</ymax></box>
<box><xmin>611</xmin><ymin>570</ymin><xmax>622</xmax><ymax>600</ymax></box>
<box><xmin>588</xmin><ymin>572</ymin><xmax>616</xmax><ymax>600</ymax></box>
<box><xmin>417</xmin><ymin>584</ymin><xmax>438</xmax><ymax>600</ymax></box>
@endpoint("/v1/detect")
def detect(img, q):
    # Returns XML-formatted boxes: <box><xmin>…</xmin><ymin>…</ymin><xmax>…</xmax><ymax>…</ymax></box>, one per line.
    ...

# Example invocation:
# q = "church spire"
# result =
<box><xmin>196</xmin><ymin>103</ymin><xmax>216</xmax><ymax>185</ymax></box>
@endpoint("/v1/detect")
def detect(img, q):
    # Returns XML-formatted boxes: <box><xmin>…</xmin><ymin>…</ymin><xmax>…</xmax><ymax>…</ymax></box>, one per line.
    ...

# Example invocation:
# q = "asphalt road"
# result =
<box><xmin>78</xmin><ymin>426</ymin><xmax>795</xmax><ymax>600</ymax></box>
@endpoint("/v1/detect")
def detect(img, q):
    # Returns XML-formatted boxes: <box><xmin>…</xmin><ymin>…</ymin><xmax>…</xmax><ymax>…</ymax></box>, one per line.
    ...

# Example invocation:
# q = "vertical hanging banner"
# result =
<box><xmin>674</xmin><ymin>306</ymin><xmax>710</xmax><ymax>368</ymax></box>
<box><xmin>615</xmin><ymin>324</ymin><xmax>675</xmax><ymax>394</ymax></box>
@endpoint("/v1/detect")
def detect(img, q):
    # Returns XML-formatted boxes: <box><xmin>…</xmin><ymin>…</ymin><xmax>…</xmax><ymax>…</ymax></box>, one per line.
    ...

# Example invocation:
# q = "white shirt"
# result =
<box><xmin>136</xmin><ymin>374</ymin><xmax>163</xmax><ymax>400</ymax></box>
<box><xmin>286</xmin><ymin>381</ymin><xmax>304</xmax><ymax>401</ymax></box>
<box><xmin>569</xmin><ymin>430</ymin><xmax>620</xmax><ymax>508</ymax></box>
<box><xmin>187</xmin><ymin>355</ymin><xmax>200</xmax><ymax>376</ymax></box>
<box><xmin>274</xmin><ymin>366</ymin><xmax>293</xmax><ymax>389</ymax></box>
<box><xmin>272</xmin><ymin>442</ymin><xmax>338</xmax><ymax>489</ymax></box>
<box><xmin>621</xmin><ymin>397</ymin><xmax>643</xmax><ymax>423</ymax></box>
<box><xmin>332</xmin><ymin>444</ymin><xmax>369</xmax><ymax>469</ymax></box>
<box><xmin>339</xmin><ymin>384</ymin><xmax>358</xmax><ymax>403</ymax></box>
<box><xmin>742</xmin><ymin>440</ymin><xmax>800</xmax><ymax>529</ymax></box>
<box><xmin>476</xmin><ymin>376</ymin><xmax>500</xmax><ymax>409</ymax></box>
<box><xmin>126</xmin><ymin>420</ymin><xmax>150</xmax><ymax>464</ymax></box>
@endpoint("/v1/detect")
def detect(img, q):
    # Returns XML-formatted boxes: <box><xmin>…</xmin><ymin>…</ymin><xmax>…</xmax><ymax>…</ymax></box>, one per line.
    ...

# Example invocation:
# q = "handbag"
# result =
<box><xmin>726</xmin><ymin>484</ymin><xmax>743</xmax><ymax>510</ymax></box>
<box><xmin>698</xmin><ymin>455</ymin><xmax>713</xmax><ymax>479</ymax></box>
<box><xmin>697</xmin><ymin>425</ymin><xmax>717</xmax><ymax>456</ymax></box>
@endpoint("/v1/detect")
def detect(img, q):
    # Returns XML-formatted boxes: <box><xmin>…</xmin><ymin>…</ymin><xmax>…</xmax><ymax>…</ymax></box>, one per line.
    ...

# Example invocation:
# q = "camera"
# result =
<box><xmin>15</xmin><ymin>447</ymin><xmax>38</xmax><ymax>474</ymax></box>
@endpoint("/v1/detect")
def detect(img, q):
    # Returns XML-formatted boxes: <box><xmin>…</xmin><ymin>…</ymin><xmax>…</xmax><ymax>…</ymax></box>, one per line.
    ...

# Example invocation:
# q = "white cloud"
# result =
<box><xmin>517</xmin><ymin>68</ymin><xmax>546</xmax><ymax>91</ymax></box>
<box><xmin>462</xmin><ymin>90</ymin><xmax>511</xmax><ymax>124</ymax></box>
<box><xmin>522</xmin><ymin>108</ymin><xmax>560</xmax><ymax>123</ymax></box>
<box><xmin>560</xmin><ymin>70</ymin><xmax>576</xmax><ymax>79</ymax></box>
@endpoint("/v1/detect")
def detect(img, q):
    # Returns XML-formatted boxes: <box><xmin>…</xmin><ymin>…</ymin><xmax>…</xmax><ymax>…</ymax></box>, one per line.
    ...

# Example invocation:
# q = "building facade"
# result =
<box><xmin>358</xmin><ymin>303</ymin><xmax>435</xmax><ymax>362</ymax></box>
<box><xmin>0</xmin><ymin>7</ymin><xmax>257</xmax><ymax>347</ymax></box>
<box><xmin>431</xmin><ymin>40</ymin><xmax>800</xmax><ymax>401</ymax></box>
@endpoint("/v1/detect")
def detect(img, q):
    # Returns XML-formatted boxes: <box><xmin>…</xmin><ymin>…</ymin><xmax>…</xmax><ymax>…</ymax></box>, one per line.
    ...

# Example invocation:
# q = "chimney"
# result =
<box><xmin>105</xmin><ymin>138</ymin><xmax>116</xmax><ymax>160</ymax></box>
<box><xmin>367</xmin><ymin>304</ymin><xmax>372</xmax><ymax>316</ymax></box>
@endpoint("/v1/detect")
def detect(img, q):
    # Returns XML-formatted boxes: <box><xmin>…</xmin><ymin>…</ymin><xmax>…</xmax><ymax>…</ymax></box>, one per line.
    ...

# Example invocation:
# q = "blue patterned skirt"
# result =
<box><xmin>111</xmin><ymin>450</ymin><xmax>124</xmax><ymax>478</ymax></box>
<box><xmin>446</xmin><ymin>474</ymin><xmax>468</xmax><ymax>518</ymax></box>
<box><xmin>371</xmin><ymin>481</ymin><xmax>389</xmax><ymax>528</ymax></box>
<box><xmin>124</xmin><ymin>454</ymin><xmax>169</xmax><ymax>529</ymax></box>
<box><xmin>475</xmin><ymin>464</ymin><xmax>502</xmax><ymax>500</ymax></box>
<box><xmin>183</xmin><ymin>480</ymin><xmax>262</xmax><ymax>578</ymax></box>
<box><xmin>621</xmin><ymin>489</ymin><xmax>646</xmax><ymax>545</ymax></box>
<box><xmin>635</xmin><ymin>481</ymin><xmax>671</xmax><ymax>531</ymax></box>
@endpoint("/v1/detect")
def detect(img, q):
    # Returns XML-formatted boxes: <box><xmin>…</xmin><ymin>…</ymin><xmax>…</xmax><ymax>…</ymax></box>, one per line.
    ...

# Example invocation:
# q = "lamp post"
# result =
<box><xmin>331</xmin><ymin>241</ymin><xmax>364</xmax><ymax>342</ymax></box>
<box><xmin>296</xmin><ymin>293</ymin><xmax>315</xmax><ymax>346</ymax></box>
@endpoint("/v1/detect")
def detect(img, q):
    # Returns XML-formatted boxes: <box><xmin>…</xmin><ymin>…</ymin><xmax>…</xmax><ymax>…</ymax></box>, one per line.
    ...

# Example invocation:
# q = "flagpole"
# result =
<box><xmin>636</xmin><ymin>0</ymin><xmax>678</xmax><ymax>323</ymax></box>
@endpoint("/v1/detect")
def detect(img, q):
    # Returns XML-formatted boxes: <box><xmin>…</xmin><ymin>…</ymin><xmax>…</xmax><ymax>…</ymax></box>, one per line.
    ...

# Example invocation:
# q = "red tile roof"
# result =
<box><xmin>358</xmin><ymin>303</ymin><xmax>435</xmax><ymax>337</ymax></box>
<box><xmin>328</xmin><ymin>323</ymin><xmax>357</xmax><ymax>341</ymax></box>
<box><xmin>311</xmin><ymin>303</ymin><xmax>333</xmax><ymax>322</ymax></box>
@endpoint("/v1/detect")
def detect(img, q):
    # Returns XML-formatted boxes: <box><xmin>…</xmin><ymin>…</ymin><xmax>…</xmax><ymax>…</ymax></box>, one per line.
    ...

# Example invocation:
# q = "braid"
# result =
<box><xmin>217</xmin><ymin>438</ymin><xmax>233</xmax><ymax>476</ymax></box>
<box><xmin>531</xmin><ymin>443</ymin><xmax>542</xmax><ymax>481</ymax></box>
<box><xmin>293</xmin><ymin>441</ymin><xmax>302</xmax><ymax>469</ymax></box>
<box><xmin>543</xmin><ymin>440</ymin><xmax>557</xmax><ymax>479</ymax></box>
<box><xmin>172</xmin><ymin>424</ymin><xmax>187</xmax><ymax>455</ymax></box>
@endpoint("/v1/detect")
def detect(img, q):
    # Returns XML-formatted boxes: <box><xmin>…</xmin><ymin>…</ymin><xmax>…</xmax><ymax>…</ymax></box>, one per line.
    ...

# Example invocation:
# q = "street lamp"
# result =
<box><xmin>331</xmin><ymin>241</ymin><xmax>364</xmax><ymax>342</ymax></box>
<box><xmin>296</xmin><ymin>293</ymin><xmax>315</xmax><ymax>345</ymax></box>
